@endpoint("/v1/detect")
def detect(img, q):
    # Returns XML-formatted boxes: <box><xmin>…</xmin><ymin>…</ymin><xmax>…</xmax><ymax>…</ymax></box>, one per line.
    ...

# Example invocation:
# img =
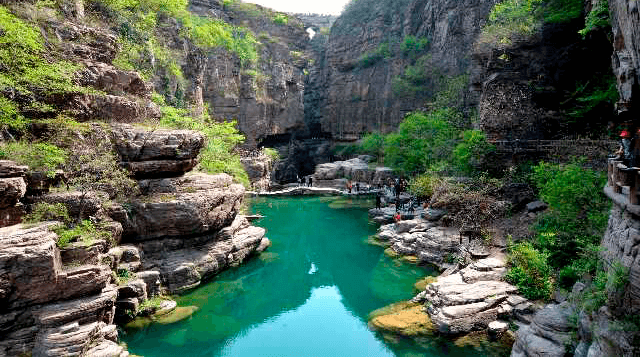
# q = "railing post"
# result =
<box><xmin>614</xmin><ymin>161</ymin><xmax>623</xmax><ymax>194</ymax></box>
<box><xmin>608</xmin><ymin>158</ymin><xmax>614</xmax><ymax>187</ymax></box>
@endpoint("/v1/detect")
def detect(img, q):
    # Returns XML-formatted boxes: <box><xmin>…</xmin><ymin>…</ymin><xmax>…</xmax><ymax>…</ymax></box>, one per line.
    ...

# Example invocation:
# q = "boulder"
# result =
<box><xmin>510</xmin><ymin>303</ymin><xmax>574</xmax><ymax>357</ymax></box>
<box><xmin>136</xmin><ymin>270</ymin><xmax>162</xmax><ymax>297</ymax></box>
<box><xmin>78</xmin><ymin>61</ymin><xmax>152</xmax><ymax>98</ymax></box>
<box><xmin>423</xmin><ymin>256</ymin><xmax>521</xmax><ymax>335</ymax></box>
<box><xmin>526</xmin><ymin>201</ymin><xmax>548</xmax><ymax>213</ymax></box>
<box><xmin>0</xmin><ymin>177</ymin><xmax>26</xmax><ymax>209</ymax></box>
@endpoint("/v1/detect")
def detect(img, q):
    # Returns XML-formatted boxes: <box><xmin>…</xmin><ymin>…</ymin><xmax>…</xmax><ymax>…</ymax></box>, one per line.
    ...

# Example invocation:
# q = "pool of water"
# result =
<box><xmin>122</xmin><ymin>196</ymin><xmax>495</xmax><ymax>357</ymax></box>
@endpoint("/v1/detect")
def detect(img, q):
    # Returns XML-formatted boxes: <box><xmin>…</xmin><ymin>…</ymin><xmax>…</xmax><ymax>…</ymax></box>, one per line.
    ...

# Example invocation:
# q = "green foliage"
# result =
<box><xmin>53</xmin><ymin>219</ymin><xmax>109</xmax><ymax>248</ymax></box>
<box><xmin>531</xmin><ymin>161</ymin><xmax>610</xmax><ymax>288</ymax></box>
<box><xmin>273</xmin><ymin>13</ymin><xmax>288</xmax><ymax>25</ymax></box>
<box><xmin>157</xmin><ymin>107</ymin><xmax>249</xmax><ymax>186</ymax></box>
<box><xmin>359</xmin><ymin>132</ymin><xmax>385</xmax><ymax>160</ymax></box>
<box><xmin>184</xmin><ymin>15</ymin><xmax>258</xmax><ymax>67</ymax></box>
<box><xmin>576</xmin><ymin>260</ymin><xmax>629</xmax><ymax>313</ymax></box>
<box><xmin>0</xmin><ymin>4</ymin><xmax>84</xmax><ymax>120</ymax></box>
<box><xmin>408</xmin><ymin>173</ymin><xmax>443</xmax><ymax>199</ymax></box>
<box><xmin>116</xmin><ymin>267</ymin><xmax>135</xmax><ymax>285</ymax></box>
<box><xmin>401</xmin><ymin>35</ymin><xmax>429</xmax><ymax>57</ymax></box>
<box><xmin>429</xmin><ymin>74</ymin><xmax>469</xmax><ymax>114</ymax></box>
<box><xmin>24</xmin><ymin>202</ymin><xmax>70</xmax><ymax>224</ymax></box>
<box><xmin>358</xmin><ymin>42</ymin><xmax>392</xmax><ymax>68</ymax></box>
<box><xmin>139</xmin><ymin>296</ymin><xmax>168</xmax><ymax>310</ymax></box>
<box><xmin>506</xmin><ymin>240</ymin><xmax>554</xmax><ymax>300</ymax></box>
<box><xmin>453</xmin><ymin>130</ymin><xmax>495</xmax><ymax>174</ymax></box>
<box><xmin>579</xmin><ymin>0</ymin><xmax>609</xmax><ymax>36</ymax></box>
<box><xmin>480</xmin><ymin>0</ymin><xmax>583</xmax><ymax>47</ymax></box>
<box><xmin>0</xmin><ymin>142</ymin><xmax>68</xmax><ymax>177</ymax></box>
<box><xmin>262</xmin><ymin>147</ymin><xmax>280</xmax><ymax>161</ymax></box>
<box><xmin>383</xmin><ymin>109</ymin><xmax>457</xmax><ymax>174</ymax></box>
<box><xmin>565</xmin><ymin>75</ymin><xmax>618</xmax><ymax>119</ymax></box>
<box><xmin>392</xmin><ymin>55</ymin><xmax>431</xmax><ymax>97</ymax></box>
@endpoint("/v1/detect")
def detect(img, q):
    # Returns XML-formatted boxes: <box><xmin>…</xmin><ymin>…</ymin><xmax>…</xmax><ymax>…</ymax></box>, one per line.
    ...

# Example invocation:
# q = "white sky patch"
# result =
<box><xmin>244</xmin><ymin>0</ymin><xmax>350</xmax><ymax>15</ymax></box>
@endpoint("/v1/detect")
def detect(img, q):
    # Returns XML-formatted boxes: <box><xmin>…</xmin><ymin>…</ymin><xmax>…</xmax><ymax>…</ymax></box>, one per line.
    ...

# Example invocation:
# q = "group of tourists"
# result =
<box><xmin>296</xmin><ymin>175</ymin><xmax>313</xmax><ymax>187</ymax></box>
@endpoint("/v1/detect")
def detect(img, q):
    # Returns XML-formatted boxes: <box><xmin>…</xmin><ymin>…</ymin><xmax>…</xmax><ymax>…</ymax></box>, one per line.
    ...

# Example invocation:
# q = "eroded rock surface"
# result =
<box><xmin>120</xmin><ymin>173</ymin><xmax>244</xmax><ymax>240</ymax></box>
<box><xmin>139</xmin><ymin>215</ymin><xmax>266</xmax><ymax>293</ymax></box>
<box><xmin>420</xmin><ymin>257</ymin><xmax>523</xmax><ymax>335</ymax></box>
<box><xmin>0</xmin><ymin>223</ymin><xmax>120</xmax><ymax>357</ymax></box>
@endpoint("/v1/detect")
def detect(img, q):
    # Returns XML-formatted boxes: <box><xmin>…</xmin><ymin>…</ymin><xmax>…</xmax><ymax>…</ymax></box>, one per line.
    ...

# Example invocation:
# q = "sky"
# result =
<box><xmin>244</xmin><ymin>0</ymin><xmax>350</xmax><ymax>15</ymax></box>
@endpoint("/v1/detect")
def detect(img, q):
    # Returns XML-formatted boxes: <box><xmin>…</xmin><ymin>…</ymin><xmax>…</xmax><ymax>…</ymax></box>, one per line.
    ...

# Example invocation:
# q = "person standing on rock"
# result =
<box><xmin>376</xmin><ymin>192</ymin><xmax>382</xmax><ymax>210</ymax></box>
<box><xmin>355</xmin><ymin>182</ymin><xmax>360</xmax><ymax>193</ymax></box>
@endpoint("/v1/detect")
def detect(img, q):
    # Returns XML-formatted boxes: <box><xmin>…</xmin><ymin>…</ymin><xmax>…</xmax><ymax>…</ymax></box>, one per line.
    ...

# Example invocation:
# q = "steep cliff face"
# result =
<box><xmin>315</xmin><ymin>0</ymin><xmax>496</xmax><ymax>140</ymax></box>
<box><xmin>170</xmin><ymin>0</ymin><xmax>311</xmax><ymax>147</ymax></box>
<box><xmin>610</xmin><ymin>0</ymin><xmax>640</xmax><ymax>115</ymax></box>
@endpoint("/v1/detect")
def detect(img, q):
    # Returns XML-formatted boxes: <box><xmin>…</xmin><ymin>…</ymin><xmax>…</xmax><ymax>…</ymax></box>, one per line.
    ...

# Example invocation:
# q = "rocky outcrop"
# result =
<box><xmin>602</xmin><ymin>187</ymin><xmax>640</xmax><ymax>315</ymax></box>
<box><xmin>376</xmin><ymin>219</ymin><xmax>460</xmax><ymax>270</ymax></box>
<box><xmin>0</xmin><ymin>161</ymin><xmax>28</xmax><ymax>227</ymax></box>
<box><xmin>0</xmin><ymin>223</ymin><xmax>120</xmax><ymax>357</ymax></box>
<box><xmin>418</xmin><ymin>258</ymin><xmax>524</xmax><ymax>335</ymax></box>
<box><xmin>609</xmin><ymin>0</ymin><xmax>640</xmax><ymax>113</ymax></box>
<box><xmin>510</xmin><ymin>302</ymin><xmax>575</xmax><ymax>357</ymax></box>
<box><xmin>139</xmin><ymin>215</ymin><xmax>267</xmax><ymax>293</ymax></box>
<box><xmin>241</xmin><ymin>152</ymin><xmax>274</xmax><ymax>191</ymax></box>
<box><xmin>471</xmin><ymin>18</ymin><xmax>614</xmax><ymax>140</ymax></box>
<box><xmin>120</xmin><ymin>173</ymin><xmax>244</xmax><ymax>240</ymax></box>
<box><xmin>313</xmin><ymin>156</ymin><xmax>393</xmax><ymax>185</ymax></box>
<box><xmin>111</xmin><ymin>124</ymin><xmax>205</xmax><ymax>177</ymax></box>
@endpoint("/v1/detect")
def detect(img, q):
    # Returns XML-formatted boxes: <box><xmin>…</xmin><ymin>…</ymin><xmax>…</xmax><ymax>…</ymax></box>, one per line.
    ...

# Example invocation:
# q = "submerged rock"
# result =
<box><xmin>369</xmin><ymin>301</ymin><xmax>435</xmax><ymax>337</ymax></box>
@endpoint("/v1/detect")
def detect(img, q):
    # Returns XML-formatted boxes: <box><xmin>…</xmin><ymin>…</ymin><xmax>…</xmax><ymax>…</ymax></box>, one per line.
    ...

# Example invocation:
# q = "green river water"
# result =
<box><xmin>122</xmin><ymin>196</ymin><xmax>497</xmax><ymax>356</ymax></box>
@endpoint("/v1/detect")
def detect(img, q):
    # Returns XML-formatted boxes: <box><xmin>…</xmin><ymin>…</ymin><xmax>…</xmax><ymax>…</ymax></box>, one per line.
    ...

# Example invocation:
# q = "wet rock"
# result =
<box><xmin>369</xmin><ymin>302</ymin><xmax>434</xmax><ymax>336</ymax></box>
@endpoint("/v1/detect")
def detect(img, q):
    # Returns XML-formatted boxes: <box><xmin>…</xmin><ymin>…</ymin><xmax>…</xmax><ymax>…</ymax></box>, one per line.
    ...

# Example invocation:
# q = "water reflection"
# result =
<box><xmin>122</xmin><ymin>197</ymin><xmax>484</xmax><ymax>357</ymax></box>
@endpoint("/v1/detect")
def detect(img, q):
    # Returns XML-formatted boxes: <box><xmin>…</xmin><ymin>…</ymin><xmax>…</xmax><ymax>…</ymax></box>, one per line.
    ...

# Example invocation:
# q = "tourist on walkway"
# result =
<box><xmin>376</xmin><ymin>193</ymin><xmax>382</xmax><ymax>210</ymax></box>
<box><xmin>308</xmin><ymin>176</ymin><xmax>313</xmax><ymax>187</ymax></box>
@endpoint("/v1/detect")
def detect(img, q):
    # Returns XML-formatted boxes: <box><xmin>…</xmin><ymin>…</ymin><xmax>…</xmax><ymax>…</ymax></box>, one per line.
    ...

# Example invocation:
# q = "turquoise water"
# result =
<box><xmin>122</xmin><ymin>197</ymin><xmax>495</xmax><ymax>356</ymax></box>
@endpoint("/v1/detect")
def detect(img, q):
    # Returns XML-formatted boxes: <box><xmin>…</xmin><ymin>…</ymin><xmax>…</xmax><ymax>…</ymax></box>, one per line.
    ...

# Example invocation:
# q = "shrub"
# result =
<box><xmin>579</xmin><ymin>0</ymin><xmax>609</xmax><ymax>36</ymax></box>
<box><xmin>401</xmin><ymin>35</ymin><xmax>429</xmax><ymax>57</ymax></box>
<box><xmin>24</xmin><ymin>202</ymin><xmax>70</xmax><ymax>224</ymax></box>
<box><xmin>408</xmin><ymin>174</ymin><xmax>443</xmax><ymax>199</ymax></box>
<box><xmin>531</xmin><ymin>160</ymin><xmax>610</xmax><ymax>288</ymax></box>
<box><xmin>358</xmin><ymin>42</ymin><xmax>392</xmax><ymax>68</ymax></box>
<box><xmin>273</xmin><ymin>13</ymin><xmax>288</xmax><ymax>25</ymax></box>
<box><xmin>453</xmin><ymin>130</ymin><xmax>495</xmax><ymax>174</ymax></box>
<box><xmin>0</xmin><ymin>142</ymin><xmax>68</xmax><ymax>177</ymax></box>
<box><xmin>383</xmin><ymin>109</ymin><xmax>457</xmax><ymax>174</ymax></box>
<box><xmin>53</xmin><ymin>219</ymin><xmax>109</xmax><ymax>248</ymax></box>
<box><xmin>157</xmin><ymin>106</ymin><xmax>249</xmax><ymax>187</ymax></box>
<box><xmin>479</xmin><ymin>0</ymin><xmax>583</xmax><ymax>47</ymax></box>
<box><xmin>262</xmin><ymin>147</ymin><xmax>280</xmax><ymax>161</ymax></box>
<box><xmin>506</xmin><ymin>240</ymin><xmax>554</xmax><ymax>300</ymax></box>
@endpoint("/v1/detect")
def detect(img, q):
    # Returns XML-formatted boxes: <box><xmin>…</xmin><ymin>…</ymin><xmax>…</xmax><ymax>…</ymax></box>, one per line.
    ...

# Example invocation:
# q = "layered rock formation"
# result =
<box><xmin>0</xmin><ymin>223</ymin><xmax>125</xmax><ymax>357</ymax></box>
